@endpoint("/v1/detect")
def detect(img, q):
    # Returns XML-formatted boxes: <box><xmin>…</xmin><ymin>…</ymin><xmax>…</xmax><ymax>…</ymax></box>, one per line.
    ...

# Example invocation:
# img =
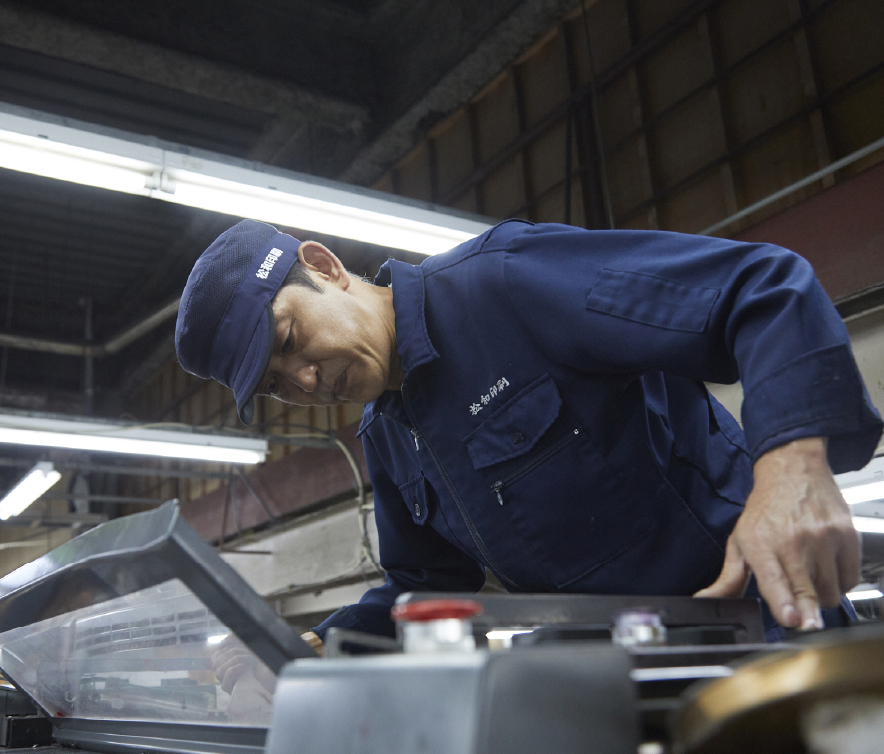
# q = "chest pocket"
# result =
<box><xmin>464</xmin><ymin>374</ymin><xmax>563</xmax><ymax>470</ymax></box>
<box><xmin>463</xmin><ymin>374</ymin><xmax>661</xmax><ymax>589</ymax></box>
<box><xmin>586</xmin><ymin>268</ymin><xmax>720</xmax><ymax>332</ymax></box>
<box><xmin>398</xmin><ymin>473</ymin><xmax>431</xmax><ymax>526</ymax></box>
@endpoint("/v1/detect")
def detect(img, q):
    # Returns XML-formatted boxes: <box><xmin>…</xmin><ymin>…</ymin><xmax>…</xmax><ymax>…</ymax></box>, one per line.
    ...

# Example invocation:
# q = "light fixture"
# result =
<box><xmin>846</xmin><ymin>588</ymin><xmax>884</xmax><ymax>601</ymax></box>
<box><xmin>841</xmin><ymin>481</ymin><xmax>884</xmax><ymax>505</ymax></box>
<box><xmin>852</xmin><ymin>516</ymin><xmax>884</xmax><ymax>534</ymax></box>
<box><xmin>0</xmin><ymin>413</ymin><xmax>267</xmax><ymax>465</ymax></box>
<box><xmin>0</xmin><ymin>462</ymin><xmax>62</xmax><ymax>520</ymax></box>
<box><xmin>835</xmin><ymin>455</ymin><xmax>884</xmax><ymax>505</ymax></box>
<box><xmin>0</xmin><ymin>107</ymin><xmax>492</xmax><ymax>255</ymax></box>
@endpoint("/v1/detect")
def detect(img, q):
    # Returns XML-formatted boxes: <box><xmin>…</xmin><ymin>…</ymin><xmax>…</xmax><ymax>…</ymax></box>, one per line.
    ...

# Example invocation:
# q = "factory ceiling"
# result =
<box><xmin>0</xmin><ymin>0</ymin><xmax>581</xmax><ymax>412</ymax></box>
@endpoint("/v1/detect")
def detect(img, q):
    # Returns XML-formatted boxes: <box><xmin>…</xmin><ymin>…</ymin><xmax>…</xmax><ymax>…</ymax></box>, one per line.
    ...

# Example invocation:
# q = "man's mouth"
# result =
<box><xmin>333</xmin><ymin>369</ymin><xmax>348</xmax><ymax>401</ymax></box>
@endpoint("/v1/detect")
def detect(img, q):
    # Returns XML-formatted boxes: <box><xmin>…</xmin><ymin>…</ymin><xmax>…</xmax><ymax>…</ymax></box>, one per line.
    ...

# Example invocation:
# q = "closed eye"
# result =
<box><xmin>281</xmin><ymin>330</ymin><xmax>295</xmax><ymax>356</ymax></box>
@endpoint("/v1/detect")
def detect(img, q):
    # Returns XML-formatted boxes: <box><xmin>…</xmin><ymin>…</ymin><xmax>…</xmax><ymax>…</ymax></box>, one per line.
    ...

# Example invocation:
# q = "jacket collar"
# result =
<box><xmin>358</xmin><ymin>259</ymin><xmax>440</xmax><ymax>435</ymax></box>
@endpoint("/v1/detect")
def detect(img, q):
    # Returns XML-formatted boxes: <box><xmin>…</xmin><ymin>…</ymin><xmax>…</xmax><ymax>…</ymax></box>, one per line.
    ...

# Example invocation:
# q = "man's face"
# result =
<box><xmin>254</xmin><ymin>242</ymin><xmax>397</xmax><ymax>407</ymax></box>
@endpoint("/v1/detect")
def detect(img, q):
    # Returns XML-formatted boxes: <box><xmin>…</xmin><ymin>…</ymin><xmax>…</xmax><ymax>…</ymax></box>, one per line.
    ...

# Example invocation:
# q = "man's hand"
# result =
<box><xmin>301</xmin><ymin>631</ymin><xmax>324</xmax><ymax>656</ymax></box>
<box><xmin>695</xmin><ymin>437</ymin><xmax>860</xmax><ymax>629</ymax></box>
<box><xmin>211</xmin><ymin>637</ymin><xmax>276</xmax><ymax>694</ymax></box>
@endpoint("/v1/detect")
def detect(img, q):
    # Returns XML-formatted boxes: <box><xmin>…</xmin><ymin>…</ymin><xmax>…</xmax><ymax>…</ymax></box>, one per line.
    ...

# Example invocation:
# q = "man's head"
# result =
<box><xmin>175</xmin><ymin>219</ymin><xmax>400</xmax><ymax>424</ymax></box>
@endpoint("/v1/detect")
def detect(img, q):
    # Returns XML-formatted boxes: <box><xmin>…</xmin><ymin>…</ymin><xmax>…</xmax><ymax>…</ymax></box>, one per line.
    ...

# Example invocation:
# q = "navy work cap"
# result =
<box><xmin>175</xmin><ymin>219</ymin><xmax>300</xmax><ymax>425</ymax></box>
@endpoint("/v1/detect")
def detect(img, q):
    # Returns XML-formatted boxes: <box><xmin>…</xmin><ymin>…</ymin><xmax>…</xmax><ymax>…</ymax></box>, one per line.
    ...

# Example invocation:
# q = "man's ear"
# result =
<box><xmin>297</xmin><ymin>241</ymin><xmax>350</xmax><ymax>290</ymax></box>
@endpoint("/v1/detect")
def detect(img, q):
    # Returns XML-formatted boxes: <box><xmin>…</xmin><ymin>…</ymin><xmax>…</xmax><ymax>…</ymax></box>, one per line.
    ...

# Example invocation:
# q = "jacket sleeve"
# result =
<box><xmin>312</xmin><ymin>433</ymin><xmax>487</xmax><ymax>639</ymax></box>
<box><xmin>502</xmin><ymin>223</ymin><xmax>882</xmax><ymax>471</ymax></box>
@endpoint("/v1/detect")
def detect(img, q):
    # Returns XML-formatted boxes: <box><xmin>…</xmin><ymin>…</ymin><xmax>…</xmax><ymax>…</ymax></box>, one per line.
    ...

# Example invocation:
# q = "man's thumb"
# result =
<box><xmin>694</xmin><ymin>536</ymin><xmax>751</xmax><ymax>598</ymax></box>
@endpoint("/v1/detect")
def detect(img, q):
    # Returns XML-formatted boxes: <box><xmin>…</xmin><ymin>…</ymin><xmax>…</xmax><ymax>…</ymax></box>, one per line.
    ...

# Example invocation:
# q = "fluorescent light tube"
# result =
<box><xmin>841</xmin><ymin>481</ymin><xmax>884</xmax><ymax>505</ymax></box>
<box><xmin>0</xmin><ymin>130</ymin><xmax>152</xmax><ymax>195</ymax></box>
<box><xmin>0</xmin><ymin>462</ymin><xmax>62</xmax><ymax>520</ymax></box>
<box><xmin>0</xmin><ymin>427</ymin><xmax>263</xmax><ymax>464</ymax></box>
<box><xmin>0</xmin><ymin>109</ymin><xmax>492</xmax><ymax>255</ymax></box>
<box><xmin>0</xmin><ymin>414</ymin><xmax>267</xmax><ymax>465</ymax></box>
<box><xmin>853</xmin><ymin>516</ymin><xmax>884</xmax><ymax>534</ymax></box>
<box><xmin>847</xmin><ymin>589</ymin><xmax>883</xmax><ymax>601</ymax></box>
<box><xmin>168</xmin><ymin>171</ymin><xmax>480</xmax><ymax>255</ymax></box>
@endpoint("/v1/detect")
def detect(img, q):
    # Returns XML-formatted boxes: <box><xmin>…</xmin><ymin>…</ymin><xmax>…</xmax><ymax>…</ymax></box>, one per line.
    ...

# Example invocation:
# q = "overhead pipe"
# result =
<box><xmin>699</xmin><ymin>134</ymin><xmax>884</xmax><ymax>237</ymax></box>
<box><xmin>0</xmin><ymin>298</ymin><xmax>180</xmax><ymax>358</ymax></box>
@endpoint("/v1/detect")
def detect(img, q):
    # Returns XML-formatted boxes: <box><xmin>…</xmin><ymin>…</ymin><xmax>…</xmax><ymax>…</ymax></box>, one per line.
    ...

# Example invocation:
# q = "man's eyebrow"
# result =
<box><xmin>272</xmin><ymin>320</ymin><xmax>286</xmax><ymax>352</ymax></box>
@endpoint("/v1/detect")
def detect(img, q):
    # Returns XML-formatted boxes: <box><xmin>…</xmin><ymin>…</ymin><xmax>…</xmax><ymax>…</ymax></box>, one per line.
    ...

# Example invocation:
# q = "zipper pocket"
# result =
<box><xmin>492</xmin><ymin>428</ymin><xmax>581</xmax><ymax>505</ymax></box>
<box><xmin>399</xmin><ymin>388</ymin><xmax>521</xmax><ymax>590</ymax></box>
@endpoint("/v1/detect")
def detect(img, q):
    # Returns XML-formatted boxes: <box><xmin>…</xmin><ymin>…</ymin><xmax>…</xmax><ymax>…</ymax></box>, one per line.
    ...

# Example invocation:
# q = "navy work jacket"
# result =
<box><xmin>315</xmin><ymin>221</ymin><xmax>882</xmax><ymax>639</ymax></box>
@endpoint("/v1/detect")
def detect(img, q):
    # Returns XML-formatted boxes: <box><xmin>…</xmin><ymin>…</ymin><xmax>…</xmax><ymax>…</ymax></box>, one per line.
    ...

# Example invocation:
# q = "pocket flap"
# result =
<box><xmin>586</xmin><ymin>268</ymin><xmax>720</xmax><ymax>333</ymax></box>
<box><xmin>398</xmin><ymin>474</ymin><xmax>430</xmax><ymax>525</ymax></box>
<box><xmin>463</xmin><ymin>375</ymin><xmax>562</xmax><ymax>470</ymax></box>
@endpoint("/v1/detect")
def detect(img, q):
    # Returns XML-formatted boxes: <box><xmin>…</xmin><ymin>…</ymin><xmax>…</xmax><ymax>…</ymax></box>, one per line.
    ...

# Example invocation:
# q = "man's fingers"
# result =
<box><xmin>801</xmin><ymin>541</ymin><xmax>842</xmax><ymax>610</ymax></box>
<box><xmin>216</xmin><ymin>661</ymin><xmax>248</xmax><ymax>694</ymax></box>
<box><xmin>745</xmin><ymin>546</ymin><xmax>804</xmax><ymax>628</ymax></box>
<box><xmin>781</xmin><ymin>556</ymin><xmax>824</xmax><ymax>630</ymax></box>
<box><xmin>301</xmin><ymin>631</ymin><xmax>324</xmax><ymax>656</ymax></box>
<box><xmin>836</xmin><ymin>527</ymin><xmax>862</xmax><ymax>595</ymax></box>
<box><xmin>694</xmin><ymin>536</ymin><xmax>751</xmax><ymax>598</ymax></box>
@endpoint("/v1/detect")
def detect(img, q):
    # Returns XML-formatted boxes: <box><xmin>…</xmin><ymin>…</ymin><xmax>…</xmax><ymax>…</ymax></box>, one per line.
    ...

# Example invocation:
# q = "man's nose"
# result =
<box><xmin>291</xmin><ymin>362</ymin><xmax>318</xmax><ymax>392</ymax></box>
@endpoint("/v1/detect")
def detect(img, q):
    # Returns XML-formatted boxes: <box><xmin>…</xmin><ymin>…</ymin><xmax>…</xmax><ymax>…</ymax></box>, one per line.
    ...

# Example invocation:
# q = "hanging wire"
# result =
<box><xmin>579</xmin><ymin>0</ymin><xmax>616</xmax><ymax>229</ymax></box>
<box><xmin>564</xmin><ymin>102</ymin><xmax>575</xmax><ymax>225</ymax></box>
<box><xmin>0</xmin><ymin>267</ymin><xmax>16</xmax><ymax>391</ymax></box>
<box><xmin>333</xmin><ymin>437</ymin><xmax>384</xmax><ymax>577</ymax></box>
<box><xmin>214</xmin><ymin>424</ymin><xmax>385</xmax><ymax>583</ymax></box>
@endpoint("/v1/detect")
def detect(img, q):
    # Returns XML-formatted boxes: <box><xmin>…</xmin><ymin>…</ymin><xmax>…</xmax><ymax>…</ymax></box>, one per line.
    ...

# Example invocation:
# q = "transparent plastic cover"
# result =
<box><xmin>0</xmin><ymin>579</ymin><xmax>276</xmax><ymax>726</ymax></box>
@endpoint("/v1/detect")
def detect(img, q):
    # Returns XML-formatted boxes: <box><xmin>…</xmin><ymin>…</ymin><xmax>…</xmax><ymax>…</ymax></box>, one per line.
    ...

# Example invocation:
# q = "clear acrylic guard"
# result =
<box><xmin>0</xmin><ymin>578</ymin><xmax>276</xmax><ymax>726</ymax></box>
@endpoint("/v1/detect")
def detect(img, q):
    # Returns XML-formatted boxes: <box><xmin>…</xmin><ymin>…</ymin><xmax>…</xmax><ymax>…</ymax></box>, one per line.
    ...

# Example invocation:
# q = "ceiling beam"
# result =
<box><xmin>0</xmin><ymin>2</ymin><xmax>369</xmax><ymax>137</ymax></box>
<box><xmin>339</xmin><ymin>0</ymin><xmax>591</xmax><ymax>187</ymax></box>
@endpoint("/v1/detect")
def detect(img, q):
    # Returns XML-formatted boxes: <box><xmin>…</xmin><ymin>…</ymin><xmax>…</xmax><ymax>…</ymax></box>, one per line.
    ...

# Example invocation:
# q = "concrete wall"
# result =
<box><xmin>219</xmin><ymin>496</ymin><xmax>383</xmax><ymax>631</ymax></box>
<box><xmin>708</xmin><ymin>307</ymin><xmax>884</xmax><ymax>448</ymax></box>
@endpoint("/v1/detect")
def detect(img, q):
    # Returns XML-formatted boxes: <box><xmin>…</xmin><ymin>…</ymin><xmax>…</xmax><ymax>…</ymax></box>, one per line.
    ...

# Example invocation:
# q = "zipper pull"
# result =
<box><xmin>411</xmin><ymin>429</ymin><xmax>421</xmax><ymax>451</ymax></box>
<box><xmin>492</xmin><ymin>481</ymin><xmax>504</xmax><ymax>506</ymax></box>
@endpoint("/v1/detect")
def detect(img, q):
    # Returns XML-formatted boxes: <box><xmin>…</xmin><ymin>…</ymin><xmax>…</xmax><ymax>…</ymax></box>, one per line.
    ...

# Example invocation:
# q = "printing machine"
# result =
<box><xmin>0</xmin><ymin>502</ymin><xmax>880</xmax><ymax>754</ymax></box>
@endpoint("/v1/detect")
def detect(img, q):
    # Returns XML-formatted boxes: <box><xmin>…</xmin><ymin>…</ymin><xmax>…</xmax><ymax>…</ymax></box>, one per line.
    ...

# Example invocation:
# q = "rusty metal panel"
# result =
<box><xmin>395</xmin><ymin>143</ymin><xmax>432</xmax><ymax>202</ymax></box>
<box><xmin>183</xmin><ymin>423</ymin><xmax>368</xmax><ymax>543</ymax></box>
<box><xmin>482</xmin><ymin>154</ymin><xmax>526</xmax><ymax>219</ymax></box>
<box><xmin>608</xmin><ymin>136</ymin><xmax>654</xmax><ymax>218</ymax></box>
<box><xmin>372</xmin><ymin>172</ymin><xmax>394</xmax><ymax>193</ymax></box>
<box><xmin>642</xmin><ymin>21</ymin><xmax>714</xmax><ymax>117</ymax></box>
<box><xmin>451</xmin><ymin>187</ymin><xmax>480</xmax><ymax>214</ymax></box>
<box><xmin>723</xmin><ymin>39</ymin><xmax>808</xmax><ymax>144</ymax></box>
<box><xmin>534</xmin><ymin>179</ymin><xmax>586</xmax><ymax>226</ymax></box>
<box><xmin>808</xmin><ymin>0</ymin><xmax>884</xmax><ymax>94</ymax></box>
<box><xmin>631</xmin><ymin>0</ymin><xmax>698</xmax><ymax>39</ymax></box>
<box><xmin>659</xmin><ymin>171</ymin><xmax>728</xmax><ymax>233</ymax></box>
<box><xmin>518</xmin><ymin>31</ymin><xmax>570</xmax><ymax>128</ymax></box>
<box><xmin>650</xmin><ymin>91</ymin><xmax>727</xmax><ymax>187</ymax></box>
<box><xmin>528</xmin><ymin>119</ymin><xmax>568</xmax><ymax>197</ymax></box>
<box><xmin>714</xmin><ymin>0</ymin><xmax>793</xmax><ymax>68</ymax></box>
<box><xmin>736</xmin><ymin>120</ymin><xmax>819</xmax><ymax>208</ymax></box>
<box><xmin>736</xmin><ymin>160</ymin><xmax>884</xmax><ymax>300</ymax></box>
<box><xmin>433</xmin><ymin>110</ymin><xmax>474</xmax><ymax>198</ymax></box>
<box><xmin>826</xmin><ymin>75</ymin><xmax>884</xmax><ymax>160</ymax></box>
<box><xmin>597</xmin><ymin>74</ymin><xmax>640</xmax><ymax>148</ymax></box>
<box><xmin>474</xmin><ymin>74</ymin><xmax>520</xmax><ymax>162</ymax></box>
<box><xmin>570</xmin><ymin>0</ymin><xmax>631</xmax><ymax>78</ymax></box>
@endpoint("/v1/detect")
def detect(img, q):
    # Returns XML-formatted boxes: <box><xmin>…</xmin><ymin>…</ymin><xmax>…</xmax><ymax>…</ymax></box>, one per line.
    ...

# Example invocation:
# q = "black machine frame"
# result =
<box><xmin>398</xmin><ymin>592</ymin><xmax>767</xmax><ymax>644</ymax></box>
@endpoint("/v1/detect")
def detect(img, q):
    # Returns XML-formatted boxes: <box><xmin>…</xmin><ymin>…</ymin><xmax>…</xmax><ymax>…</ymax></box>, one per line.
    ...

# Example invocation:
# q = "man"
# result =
<box><xmin>176</xmin><ymin>218</ymin><xmax>883</xmax><ymax>648</ymax></box>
